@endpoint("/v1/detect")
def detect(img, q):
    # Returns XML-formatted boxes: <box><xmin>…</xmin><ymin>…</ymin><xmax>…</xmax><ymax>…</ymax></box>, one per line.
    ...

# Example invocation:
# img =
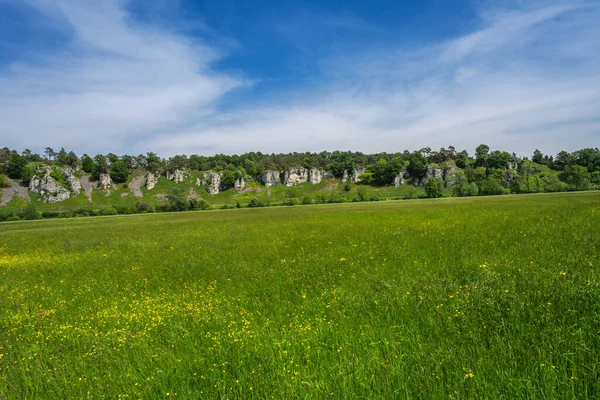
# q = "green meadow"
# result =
<box><xmin>1</xmin><ymin>192</ymin><xmax>599</xmax><ymax>399</ymax></box>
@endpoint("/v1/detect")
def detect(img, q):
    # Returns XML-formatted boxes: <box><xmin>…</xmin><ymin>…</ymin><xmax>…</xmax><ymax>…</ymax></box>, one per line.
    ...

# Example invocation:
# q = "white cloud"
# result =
<box><xmin>1</xmin><ymin>0</ymin><xmax>599</xmax><ymax>157</ymax></box>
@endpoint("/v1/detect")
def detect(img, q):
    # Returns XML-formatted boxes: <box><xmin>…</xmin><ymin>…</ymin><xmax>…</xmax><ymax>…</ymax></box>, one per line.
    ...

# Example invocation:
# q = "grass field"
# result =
<box><xmin>1</xmin><ymin>192</ymin><xmax>599</xmax><ymax>398</ymax></box>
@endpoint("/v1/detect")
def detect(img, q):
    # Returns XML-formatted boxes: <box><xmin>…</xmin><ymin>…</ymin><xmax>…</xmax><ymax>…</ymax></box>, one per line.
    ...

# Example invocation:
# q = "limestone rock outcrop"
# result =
<box><xmin>166</xmin><ymin>169</ymin><xmax>186</xmax><ymax>183</ymax></box>
<box><xmin>413</xmin><ymin>165</ymin><xmax>444</xmax><ymax>186</ymax></box>
<box><xmin>29</xmin><ymin>165</ymin><xmax>70</xmax><ymax>203</ymax></box>
<box><xmin>393</xmin><ymin>169</ymin><xmax>409</xmax><ymax>188</ymax></box>
<box><xmin>62</xmin><ymin>167</ymin><xmax>81</xmax><ymax>195</ymax></box>
<box><xmin>341</xmin><ymin>168</ymin><xmax>366</xmax><ymax>184</ymax></box>
<box><xmin>444</xmin><ymin>167</ymin><xmax>456</xmax><ymax>188</ymax></box>
<box><xmin>97</xmin><ymin>174</ymin><xmax>113</xmax><ymax>190</ymax></box>
<box><xmin>284</xmin><ymin>168</ymin><xmax>309</xmax><ymax>186</ymax></box>
<box><xmin>234</xmin><ymin>177</ymin><xmax>245</xmax><ymax>191</ymax></box>
<box><xmin>145</xmin><ymin>173</ymin><xmax>159</xmax><ymax>190</ymax></box>
<box><xmin>202</xmin><ymin>172</ymin><xmax>222</xmax><ymax>195</ymax></box>
<box><xmin>262</xmin><ymin>170</ymin><xmax>281</xmax><ymax>187</ymax></box>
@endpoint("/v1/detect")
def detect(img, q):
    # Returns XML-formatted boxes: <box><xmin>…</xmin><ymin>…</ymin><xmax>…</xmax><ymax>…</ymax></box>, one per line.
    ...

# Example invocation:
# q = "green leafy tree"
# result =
<box><xmin>166</xmin><ymin>187</ymin><xmax>189</xmax><ymax>211</ymax></box>
<box><xmin>425</xmin><ymin>178</ymin><xmax>444</xmax><ymax>198</ymax></box>
<box><xmin>475</xmin><ymin>144</ymin><xmax>490</xmax><ymax>167</ymax></box>
<box><xmin>110</xmin><ymin>160</ymin><xmax>129</xmax><ymax>183</ymax></box>
<box><xmin>23</xmin><ymin>203</ymin><xmax>41</xmax><ymax>220</ymax></box>
<box><xmin>559</xmin><ymin>165</ymin><xmax>590</xmax><ymax>190</ymax></box>
<box><xmin>81</xmin><ymin>154</ymin><xmax>96</xmax><ymax>173</ymax></box>
<box><xmin>8</xmin><ymin>152</ymin><xmax>27</xmax><ymax>179</ymax></box>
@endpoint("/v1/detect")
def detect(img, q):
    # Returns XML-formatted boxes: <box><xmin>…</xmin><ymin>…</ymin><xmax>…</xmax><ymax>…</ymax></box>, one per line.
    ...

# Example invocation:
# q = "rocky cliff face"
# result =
<box><xmin>201</xmin><ymin>172</ymin><xmax>222</xmax><ymax>195</ymax></box>
<box><xmin>393</xmin><ymin>169</ymin><xmax>409</xmax><ymax>188</ymax></box>
<box><xmin>262</xmin><ymin>170</ymin><xmax>281</xmax><ymax>187</ymax></box>
<box><xmin>97</xmin><ymin>174</ymin><xmax>113</xmax><ymax>190</ymax></box>
<box><xmin>443</xmin><ymin>167</ymin><xmax>456</xmax><ymax>188</ymax></box>
<box><xmin>62</xmin><ymin>167</ymin><xmax>81</xmax><ymax>194</ymax></box>
<box><xmin>29</xmin><ymin>165</ymin><xmax>71</xmax><ymax>203</ymax></box>
<box><xmin>413</xmin><ymin>165</ymin><xmax>444</xmax><ymax>186</ymax></box>
<box><xmin>284</xmin><ymin>168</ymin><xmax>309</xmax><ymax>186</ymax></box>
<box><xmin>166</xmin><ymin>169</ymin><xmax>186</xmax><ymax>183</ymax></box>
<box><xmin>502</xmin><ymin>163</ymin><xmax>518</xmax><ymax>187</ymax></box>
<box><xmin>341</xmin><ymin>168</ymin><xmax>365</xmax><ymax>184</ymax></box>
<box><xmin>145</xmin><ymin>173</ymin><xmax>159</xmax><ymax>190</ymax></box>
<box><xmin>234</xmin><ymin>177</ymin><xmax>245</xmax><ymax>191</ymax></box>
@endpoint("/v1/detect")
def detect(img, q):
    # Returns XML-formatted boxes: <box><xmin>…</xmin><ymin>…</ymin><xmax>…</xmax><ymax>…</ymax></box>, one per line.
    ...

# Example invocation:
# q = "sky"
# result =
<box><xmin>0</xmin><ymin>0</ymin><xmax>599</xmax><ymax>157</ymax></box>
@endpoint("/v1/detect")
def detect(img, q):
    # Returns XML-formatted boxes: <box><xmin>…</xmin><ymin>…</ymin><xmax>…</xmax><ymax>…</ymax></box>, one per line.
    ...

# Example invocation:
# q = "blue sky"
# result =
<box><xmin>0</xmin><ymin>0</ymin><xmax>599</xmax><ymax>157</ymax></box>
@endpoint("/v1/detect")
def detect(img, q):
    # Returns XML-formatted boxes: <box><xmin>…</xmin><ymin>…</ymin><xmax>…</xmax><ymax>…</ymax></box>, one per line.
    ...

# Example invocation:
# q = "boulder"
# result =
<box><xmin>262</xmin><ymin>170</ymin><xmax>280</xmax><ymax>187</ymax></box>
<box><xmin>145</xmin><ymin>173</ymin><xmax>159</xmax><ymax>190</ymax></box>
<box><xmin>341</xmin><ymin>170</ymin><xmax>349</xmax><ymax>183</ymax></box>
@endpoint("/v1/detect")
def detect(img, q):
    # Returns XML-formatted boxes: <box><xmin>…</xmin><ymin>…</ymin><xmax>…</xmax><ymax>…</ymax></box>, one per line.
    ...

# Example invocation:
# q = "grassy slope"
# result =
<box><xmin>1</xmin><ymin>192</ymin><xmax>599</xmax><ymax>398</ymax></box>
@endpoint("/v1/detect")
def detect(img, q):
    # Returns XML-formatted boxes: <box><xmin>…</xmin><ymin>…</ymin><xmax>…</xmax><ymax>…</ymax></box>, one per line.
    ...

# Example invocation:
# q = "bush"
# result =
<box><xmin>0</xmin><ymin>209</ymin><xmax>17</xmax><ymax>222</ymax></box>
<box><xmin>343</xmin><ymin>184</ymin><xmax>351</xmax><ymax>192</ymax></box>
<box><xmin>301</xmin><ymin>195</ymin><xmax>312</xmax><ymax>205</ymax></box>
<box><xmin>42</xmin><ymin>211</ymin><xmax>61</xmax><ymax>218</ymax></box>
<box><xmin>425</xmin><ymin>178</ymin><xmax>444</xmax><ymax>198</ymax></box>
<box><xmin>102</xmin><ymin>207</ymin><xmax>118</xmax><ymax>216</ymax></box>
<box><xmin>357</xmin><ymin>187</ymin><xmax>369</xmax><ymax>202</ymax></box>
<box><xmin>283</xmin><ymin>197</ymin><xmax>299</xmax><ymax>206</ymax></box>
<box><xmin>73</xmin><ymin>208</ymin><xmax>93</xmax><ymax>217</ymax></box>
<box><xmin>136</xmin><ymin>202</ymin><xmax>151</xmax><ymax>213</ymax></box>
<box><xmin>248</xmin><ymin>198</ymin><xmax>265</xmax><ymax>208</ymax></box>
<box><xmin>6</xmin><ymin>215</ymin><xmax>21</xmax><ymax>222</ymax></box>
<box><xmin>114</xmin><ymin>205</ymin><xmax>136</xmax><ymax>215</ymax></box>
<box><xmin>0</xmin><ymin>174</ymin><xmax>10</xmax><ymax>188</ymax></box>
<box><xmin>23</xmin><ymin>203</ymin><xmax>41</xmax><ymax>220</ymax></box>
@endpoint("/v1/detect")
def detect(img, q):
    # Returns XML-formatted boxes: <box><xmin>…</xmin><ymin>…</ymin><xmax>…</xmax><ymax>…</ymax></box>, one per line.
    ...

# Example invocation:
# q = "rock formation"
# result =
<box><xmin>341</xmin><ymin>168</ymin><xmax>365</xmax><ymax>184</ymax></box>
<box><xmin>413</xmin><ymin>165</ymin><xmax>444</xmax><ymax>186</ymax></box>
<box><xmin>262</xmin><ymin>170</ymin><xmax>281</xmax><ymax>187</ymax></box>
<box><xmin>202</xmin><ymin>172</ymin><xmax>222</xmax><ymax>195</ymax></box>
<box><xmin>234</xmin><ymin>177</ymin><xmax>245</xmax><ymax>191</ymax></box>
<box><xmin>97</xmin><ymin>174</ymin><xmax>113</xmax><ymax>190</ymax></box>
<box><xmin>29</xmin><ymin>166</ymin><xmax>70</xmax><ymax>203</ymax></box>
<box><xmin>284</xmin><ymin>168</ymin><xmax>309</xmax><ymax>186</ymax></box>
<box><xmin>444</xmin><ymin>167</ymin><xmax>456</xmax><ymax>188</ymax></box>
<box><xmin>166</xmin><ymin>169</ymin><xmax>186</xmax><ymax>183</ymax></box>
<box><xmin>62</xmin><ymin>167</ymin><xmax>81</xmax><ymax>195</ymax></box>
<box><xmin>145</xmin><ymin>173</ymin><xmax>159</xmax><ymax>190</ymax></box>
<box><xmin>393</xmin><ymin>169</ymin><xmax>409</xmax><ymax>188</ymax></box>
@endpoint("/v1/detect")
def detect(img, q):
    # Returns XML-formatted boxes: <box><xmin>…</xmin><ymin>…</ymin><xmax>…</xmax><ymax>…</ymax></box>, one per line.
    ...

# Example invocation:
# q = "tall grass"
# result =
<box><xmin>1</xmin><ymin>192</ymin><xmax>599</xmax><ymax>398</ymax></box>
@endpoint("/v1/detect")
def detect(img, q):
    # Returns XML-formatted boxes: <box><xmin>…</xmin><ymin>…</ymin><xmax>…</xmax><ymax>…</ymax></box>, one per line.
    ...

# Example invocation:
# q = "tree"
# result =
<box><xmin>450</xmin><ymin>170</ymin><xmax>468</xmax><ymax>197</ymax></box>
<box><xmin>166</xmin><ymin>187</ymin><xmax>189</xmax><ymax>211</ymax></box>
<box><xmin>56</xmin><ymin>148</ymin><xmax>68</xmax><ymax>165</ymax></box>
<box><xmin>44</xmin><ymin>147</ymin><xmax>55</xmax><ymax>161</ymax></box>
<box><xmin>532</xmin><ymin>149</ymin><xmax>544</xmax><ymax>164</ymax></box>
<box><xmin>425</xmin><ymin>178</ymin><xmax>444</xmax><ymax>198</ymax></box>
<box><xmin>480</xmin><ymin>176</ymin><xmax>504</xmax><ymax>196</ymax></box>
<box><xmin>81</xmin><ymin>154</ymin><xmax>96</xmax><ymax>173</ymax></box>
<box><xmin>8</xmin><ymin>152</ymin><xmax>27</xmax><ymax>179</ymax></box>
<box><xmin>23</xmin><ymin>203</ymin><xmax>41</xmax><ymax>220</ymax></box>
<box><xmin>110</xmin><ymin>160</ymin><xmax>129</xmax><ymax>183</ymax></box>
<box><xmin>559</xmin><ymin>165</ymin><xmax>590</xmax><ymax>190</ymax></box>
<box><xmin>475</xmin><ymin>144</ymin><xmax>490</xmax><ymax>167</ymax></box>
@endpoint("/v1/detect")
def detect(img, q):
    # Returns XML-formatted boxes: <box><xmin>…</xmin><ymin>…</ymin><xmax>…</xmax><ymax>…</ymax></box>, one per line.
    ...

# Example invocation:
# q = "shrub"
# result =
<box><xmin>42</xmin><ymin>211</ymin><xmax>61</xmax><ymax>218</ymax></box>
<box><xmin>248</xmin><ymin>198</ymin><xmax>265</xmax><ymax>208</ymax></box>
<box><xmin>102</xmin><ymin>207</ymin><xmax>118</xmax><ymax>216</ymax></box>
<box><xmin>425</xmin><ymin>178</ymin><xmax>444</xmax><ymax>198</ymax></box>
<box><xmin>115</xmin><ymin>205</ymin><xmax>136</xmax><ymax>214</ymax></box>
<box><xmin>301</xmin><ymin>195</ymin><xmax>312</xmax><ymax>205</ymax></box>
<box><xmin>136</xmin><ymin>202</ymin><xmax>151</xmax><ymax>213</ymax></box>
<box><xmin>6</xmin><ymin>215</ymin><xmax>20</xmax><ymax>222</ymax></box>
<box><xmin>0</xmin><ymin>174</ymin><xmax>11</xmax><ymax>188</ymax></box>
<box><xmin>343</xmin><ymin>184</ymin><xmax>351</xmax><ymax>192</ymax></box>
<box><xmin>283</xmin><ymin>197</ymin><xmax>299</xmax><ymax>206</ymax></box>
<box><xmin>23</xmin><ymin>203</ymin><xmax>41</xmax><ymax>220</ymax></box>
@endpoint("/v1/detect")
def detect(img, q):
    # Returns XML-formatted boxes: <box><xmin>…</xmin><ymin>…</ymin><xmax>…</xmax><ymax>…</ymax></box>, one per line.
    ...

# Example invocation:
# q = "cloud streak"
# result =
<box><xmin>0</xmin><ymin>0</ymin><xmax>599</xmax><ymax>157</ymax></box>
